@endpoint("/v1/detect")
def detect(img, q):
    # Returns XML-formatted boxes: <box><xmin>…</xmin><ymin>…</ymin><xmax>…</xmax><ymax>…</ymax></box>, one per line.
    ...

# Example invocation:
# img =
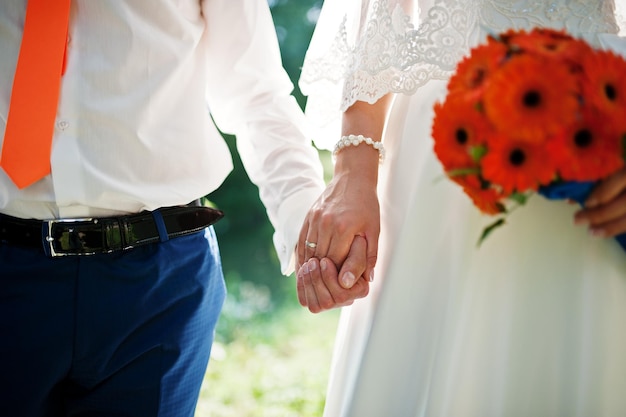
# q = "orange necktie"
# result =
<box><xmin>0</xmin><ymin>0</ymin><xmax>71</xmax><ymax>189</ymax></box>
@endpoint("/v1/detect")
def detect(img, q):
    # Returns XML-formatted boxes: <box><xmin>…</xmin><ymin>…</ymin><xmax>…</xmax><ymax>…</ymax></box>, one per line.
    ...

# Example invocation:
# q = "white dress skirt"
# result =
<box><xmin>301</xmin><ymin>1</ymin><xmax>626</xmax><ymax>416</ymax></box>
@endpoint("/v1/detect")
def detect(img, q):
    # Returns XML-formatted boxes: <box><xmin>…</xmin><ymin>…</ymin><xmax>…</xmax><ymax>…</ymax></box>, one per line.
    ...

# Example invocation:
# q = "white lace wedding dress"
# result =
<box><xmin>301</xmin><ymin>1</ymin><xmax>626</xmax><ymax>416</ymax></box>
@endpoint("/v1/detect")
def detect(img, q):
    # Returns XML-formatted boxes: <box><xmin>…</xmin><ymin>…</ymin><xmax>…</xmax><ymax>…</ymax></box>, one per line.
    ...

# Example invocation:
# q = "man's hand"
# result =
<box><xmin>296</xmin><ymin>236</ymin><xmax>370</xmax><ymax>313</ymax></box>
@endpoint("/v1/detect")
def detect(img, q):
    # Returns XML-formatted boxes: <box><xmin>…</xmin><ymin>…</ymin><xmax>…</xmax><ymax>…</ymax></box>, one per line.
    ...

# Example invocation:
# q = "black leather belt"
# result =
<box><xmin>0</xmin><ymin>205</ymin><xmax>224</xmax><ymax>257</ymax></box>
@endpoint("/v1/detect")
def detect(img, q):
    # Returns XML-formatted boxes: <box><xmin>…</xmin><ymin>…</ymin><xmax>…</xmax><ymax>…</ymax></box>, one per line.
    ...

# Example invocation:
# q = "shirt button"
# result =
<box><xmin>57</xmin><ymin>120</ymin><xmax>69</xmax><ymax>131</ymax></box>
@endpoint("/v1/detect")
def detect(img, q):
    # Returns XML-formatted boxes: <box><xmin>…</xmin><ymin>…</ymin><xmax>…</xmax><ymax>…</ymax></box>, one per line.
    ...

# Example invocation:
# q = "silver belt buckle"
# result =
<box><xmin>45</xmin><ymin>217</ymin><xmax>97</xmax><ymax>257</ymax></box>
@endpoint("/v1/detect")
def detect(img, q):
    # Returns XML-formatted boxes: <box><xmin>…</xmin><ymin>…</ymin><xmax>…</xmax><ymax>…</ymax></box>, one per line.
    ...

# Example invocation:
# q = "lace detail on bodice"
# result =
<box><xmin>300</xmin><ymin>0</ymin><xmax>622</xmax><ymax>118</ymax></box>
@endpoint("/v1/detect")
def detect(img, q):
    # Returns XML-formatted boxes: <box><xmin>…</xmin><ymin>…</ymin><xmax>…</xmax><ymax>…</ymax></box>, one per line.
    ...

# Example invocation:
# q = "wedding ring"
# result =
<box><xmin>305</xmin><ymin>240</ymin><xmax>317</xmax><ymax>249</ymax></box>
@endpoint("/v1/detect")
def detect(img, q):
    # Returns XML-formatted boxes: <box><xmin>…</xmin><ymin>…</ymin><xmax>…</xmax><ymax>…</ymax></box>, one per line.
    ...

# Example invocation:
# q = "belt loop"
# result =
<box><xmin>151</xmin><ymin>209</ymin><xmax>169</xmax><ymax>243</ymax></box>
<box><xmin>41</xmin><ymin>221</ymin><xmax>53</xmax><ymax>257</ymax></box>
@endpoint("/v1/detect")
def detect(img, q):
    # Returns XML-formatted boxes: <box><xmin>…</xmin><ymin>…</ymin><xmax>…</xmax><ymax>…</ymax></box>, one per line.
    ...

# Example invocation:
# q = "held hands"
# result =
<box><xmin>295</xmin><ymin>98</ymin><xmax>389</xmax><ymax>313</ymax></box>
<box><xmin>295</xmin><ymin>151</ymin><xmax>381</xmax><ymax>313</ymax></box>
<box><xmin>296</xmin><ymin>165</ymin><xmax>380</xmax><ymax>279</ymax></box>
<box><xmin>575</xmin><ymin>167</ymin><xmax>626</xmax><ymax>237</ymax></box>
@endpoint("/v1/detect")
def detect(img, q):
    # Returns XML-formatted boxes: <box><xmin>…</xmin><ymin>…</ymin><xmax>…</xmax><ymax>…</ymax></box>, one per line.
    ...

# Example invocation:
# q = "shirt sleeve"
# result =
<box><xmin>201</xmin><ymin>0</ymin><xmax>325</xmax><ymax>275</ymax></box>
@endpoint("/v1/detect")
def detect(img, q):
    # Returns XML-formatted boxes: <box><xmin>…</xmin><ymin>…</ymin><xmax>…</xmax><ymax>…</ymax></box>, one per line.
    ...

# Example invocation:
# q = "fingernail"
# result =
<box><xmin>585</xmin><ymin>198</ymin><xmax>598</xmax><ymax>208</ymax></box>
<box><xmin>302</xmin><ymin>263</ymin><xmax>310</xmax><ymax>274</ymax></box>
<box><xmin>341</xmin><ymin>272</ymin><xmax>356</xmax><ymax>288</ymax></box>
<box><xmin>320</xmin><ymin>258</ymin><xmax>328</xmax><ymax>271</ymax></box>
<box><xmin>574</xmin><ymin>216</ymin><xmax>588</xmax><ymax>226</ymax></box>
<box><xmin>590</xmin><ymin>228</ymin><xmax>606</xmax><ymax>238</ymax></box>
<box><xmin>308</xmin><ymin>259</ymin><xmax>317</xmax><ymax>272</ymax></box>
<box><xmin>369</xmin><ymin>270</ymin><xmax>375</xmax><ymax>282</ymax></box>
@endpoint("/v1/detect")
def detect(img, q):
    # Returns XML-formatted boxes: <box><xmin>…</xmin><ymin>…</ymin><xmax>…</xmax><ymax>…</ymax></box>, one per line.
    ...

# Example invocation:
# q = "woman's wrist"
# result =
<box><xmin>333</xmin><ymin>135</ymin><xmax>386</xmax><ymax>164</ymax></box>
<box><xmin>335</xmin><ymin>95</ymin><xmax>392</xmax><ymax>185</ymax></box>
<box><xmin>333</xmin><ymin>141</ymin><xmax>380</xmax><ymax>186</ymax></box>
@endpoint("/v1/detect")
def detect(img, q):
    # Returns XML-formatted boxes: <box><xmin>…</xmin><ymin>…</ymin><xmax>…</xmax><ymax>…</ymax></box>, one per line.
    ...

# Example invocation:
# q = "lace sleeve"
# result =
<box><xmin>299</xmin><ymin>0</ymin><xmax>479</xmax><ymax>148</ymax></box>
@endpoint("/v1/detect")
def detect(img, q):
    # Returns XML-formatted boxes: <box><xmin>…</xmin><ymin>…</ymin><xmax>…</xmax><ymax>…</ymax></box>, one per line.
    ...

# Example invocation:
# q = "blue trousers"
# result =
<box><xmin>0</xmin><ymin>227</ymin><xmax>226</xmax><ymax>417</ymax></box>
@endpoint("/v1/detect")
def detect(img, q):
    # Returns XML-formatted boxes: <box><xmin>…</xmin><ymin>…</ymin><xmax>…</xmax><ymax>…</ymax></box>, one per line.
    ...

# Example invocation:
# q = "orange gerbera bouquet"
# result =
<box><xmin>432</xmin><ymin>28</ymin><xmax>626</xmax><ymax>246</ymax></box>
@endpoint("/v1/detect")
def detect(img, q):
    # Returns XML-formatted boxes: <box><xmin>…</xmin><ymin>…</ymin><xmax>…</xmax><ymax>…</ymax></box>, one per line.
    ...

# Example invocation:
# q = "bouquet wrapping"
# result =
<box><xmin>432</xmin><ymin>28</ymin><xmax>626</xmax><ymax>247</ymax></box>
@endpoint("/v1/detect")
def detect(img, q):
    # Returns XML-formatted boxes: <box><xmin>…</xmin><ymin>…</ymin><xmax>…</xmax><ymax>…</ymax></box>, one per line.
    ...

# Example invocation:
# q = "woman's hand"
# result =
<box><xmin>575</xmin><ymin>167</ymin><xmax>626</xmax><ymax>237</ymax></box>
<box><xmin>296</xmin><ymin>143</ymin><xmax>381</xmax><ymax>287</ymax></box>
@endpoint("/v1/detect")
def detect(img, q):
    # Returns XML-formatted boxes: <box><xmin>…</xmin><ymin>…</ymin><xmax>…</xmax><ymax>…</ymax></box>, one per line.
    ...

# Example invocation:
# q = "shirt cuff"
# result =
<box><xmin>273</xmin><ymin>186</ymin><xmax>323</xmax><ymax>276</ymax></box>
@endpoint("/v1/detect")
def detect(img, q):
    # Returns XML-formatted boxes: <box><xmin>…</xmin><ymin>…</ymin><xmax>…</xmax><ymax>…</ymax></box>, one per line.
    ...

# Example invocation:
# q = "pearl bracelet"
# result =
<box><xmin>332</xmin><ymin>134</ymin><xmax>386</xmax><ymax>164</ymax></box>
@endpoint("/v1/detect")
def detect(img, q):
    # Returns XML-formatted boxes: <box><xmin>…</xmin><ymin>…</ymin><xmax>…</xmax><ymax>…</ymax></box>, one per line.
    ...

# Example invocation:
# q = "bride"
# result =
<box><xmin>297</xmin><ymin>0</ymin><xmax>626</xmax><ymax>416</ymax></box>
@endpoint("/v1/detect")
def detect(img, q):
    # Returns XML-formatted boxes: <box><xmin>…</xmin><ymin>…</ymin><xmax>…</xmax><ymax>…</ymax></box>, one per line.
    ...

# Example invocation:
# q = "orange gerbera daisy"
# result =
<box><xmin>456</xmin><ymin>174</ymin><xmax>506</xmax><ymax>215</ymax></box>
<box><xmin>504</xmin><ymin>28</ymin><xmax>591</xmax><ymax>64</ymax></box>
<box><xmin>432</xmin><ymin>95</ymin><xmax>491</xmax><ymax>171</ymax></box>
<box><xmin>447</xmin><ymin>39</ymin><xmax>508</xmax><ymax>99</ymax></box>
<box><xmin>547</xmin><ymin>111</ymin><xmax>624</xmax><ymax>182</ymax></box>
<box><xmin>483</xmin><ymin>54</ymin><xmax>580</xmax><ymax>143</ymax></box>
<box><xmin>580</xmin><ymin>49</ymin><xmax>626</xmax><ymax>132</ymax></box>
<box><xmin>481</xmin><ymin>134</ymin><xmax>557</xmax><ymax>193</ymax></box>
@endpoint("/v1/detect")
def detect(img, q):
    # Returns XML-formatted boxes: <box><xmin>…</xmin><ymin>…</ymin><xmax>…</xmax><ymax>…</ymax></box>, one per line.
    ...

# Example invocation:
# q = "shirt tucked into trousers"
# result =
<box><xmin>0</xmin><ymin>0</ymin><xmax>325</xmax><ymax>416</ymax></box>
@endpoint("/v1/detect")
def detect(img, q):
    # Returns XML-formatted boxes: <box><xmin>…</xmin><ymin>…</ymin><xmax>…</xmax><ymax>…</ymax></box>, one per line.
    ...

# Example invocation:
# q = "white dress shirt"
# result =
<box><xmin>0</xmin><ymin>0</ymin><xmax>325</xmax><ymax>273</ymax></box>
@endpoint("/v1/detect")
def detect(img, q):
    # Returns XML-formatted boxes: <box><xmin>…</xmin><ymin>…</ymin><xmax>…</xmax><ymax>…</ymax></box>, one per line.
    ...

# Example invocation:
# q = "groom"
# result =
<box><xmin>0</xmin><ymin>1</ymin><xmax>331</xmax><ymax>416</ymax></box>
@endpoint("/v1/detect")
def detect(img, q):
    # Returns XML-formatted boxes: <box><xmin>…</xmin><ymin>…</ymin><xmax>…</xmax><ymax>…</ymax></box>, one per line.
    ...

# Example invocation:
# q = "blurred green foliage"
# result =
<box><xmin>208</xmin><ymin>0</ymin><xmax>325</xmax><ymax>341</ymax></box>
<box><xmin>269</xmin><ymin>0</ymin><xmax>323</xmax><ymax>107</ymax></box>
